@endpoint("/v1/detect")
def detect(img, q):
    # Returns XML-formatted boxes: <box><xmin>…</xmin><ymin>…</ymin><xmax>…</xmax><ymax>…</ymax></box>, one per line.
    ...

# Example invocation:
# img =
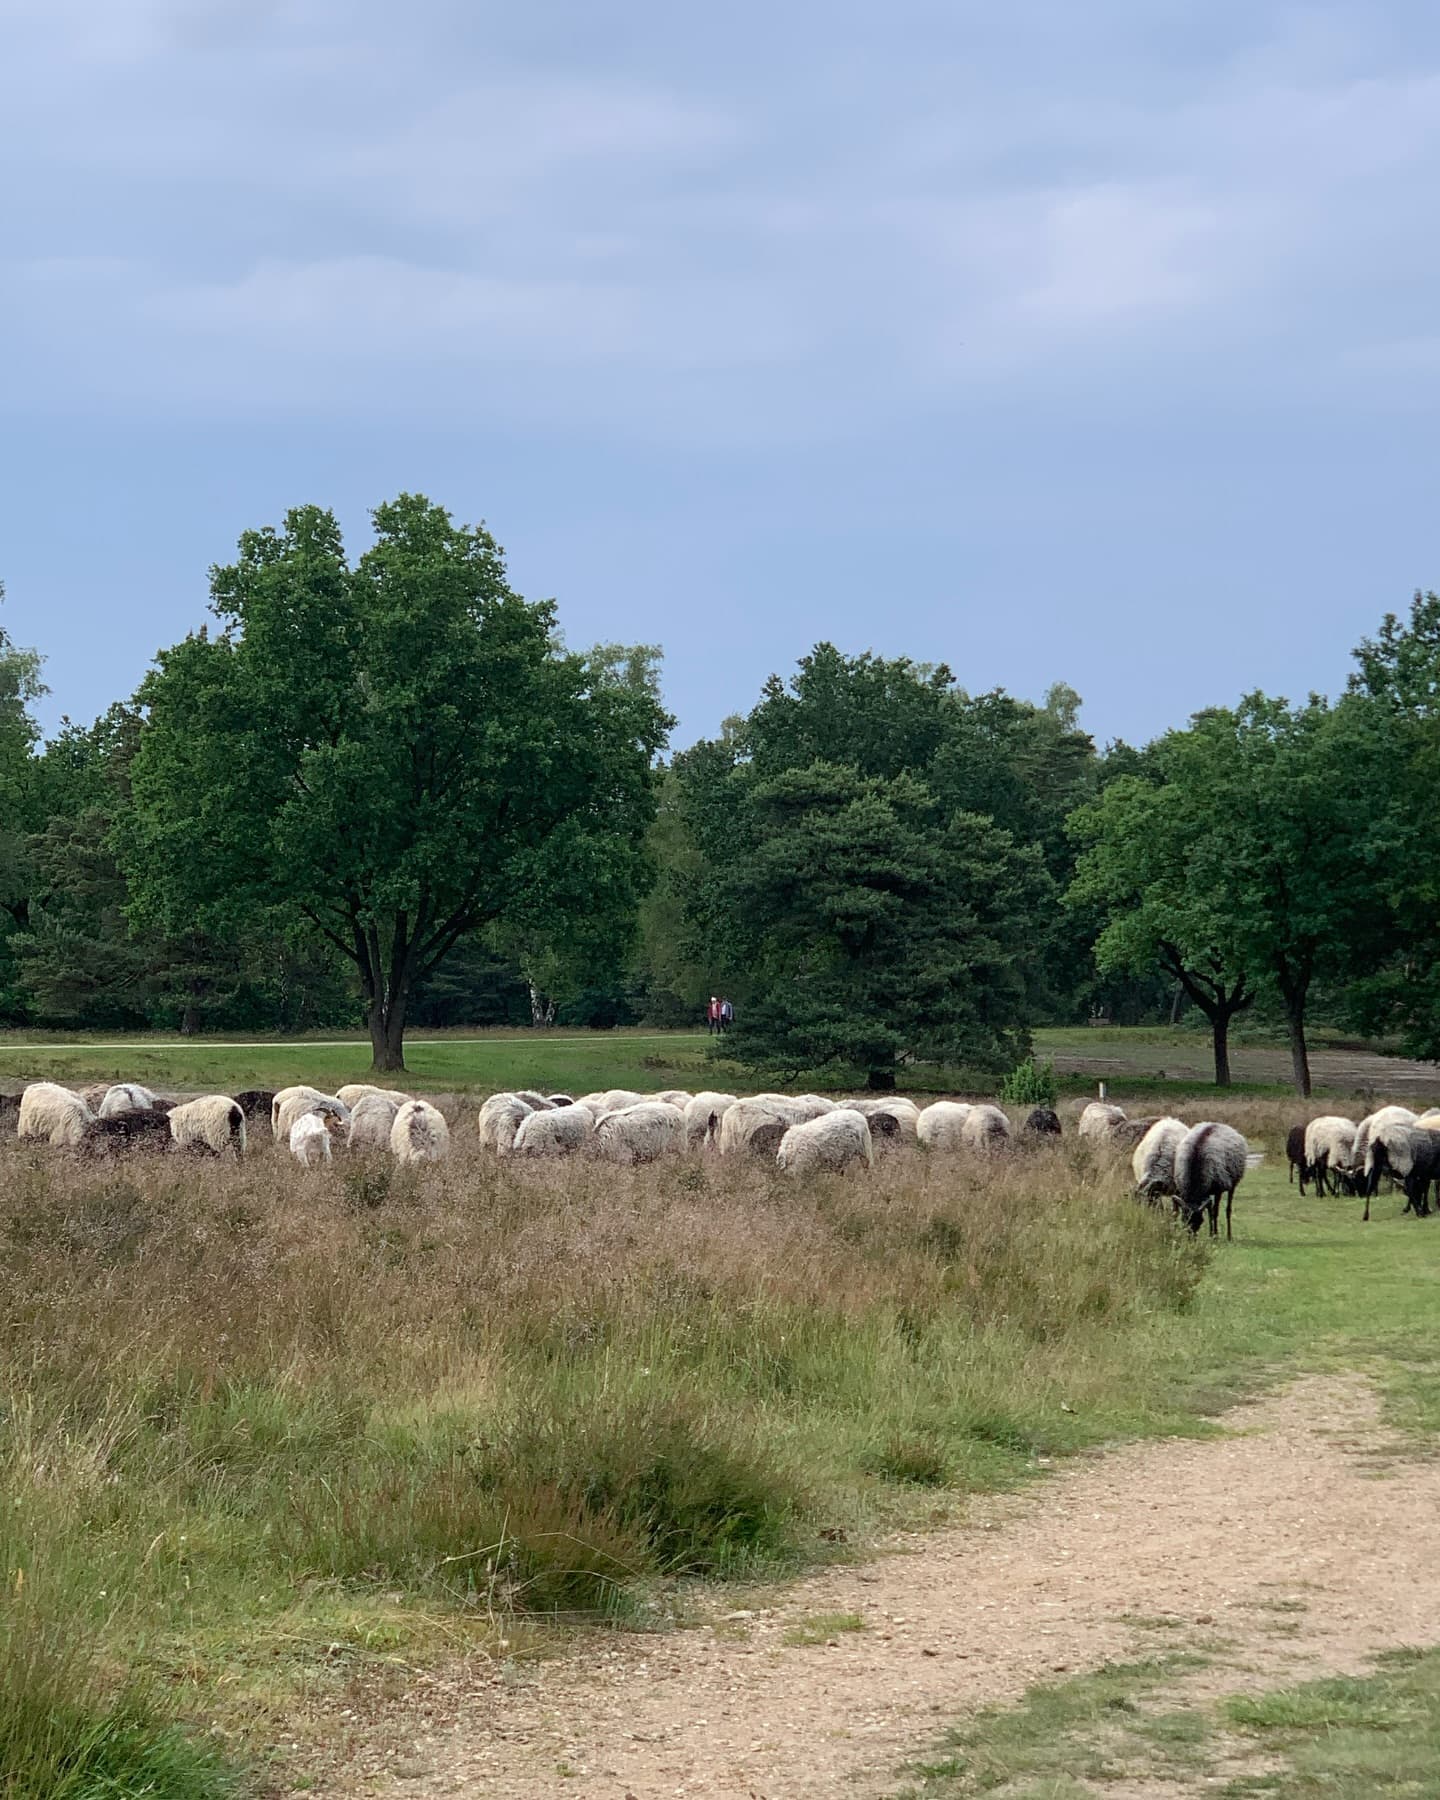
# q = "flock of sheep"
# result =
<box><xmin>1284</xmin><ymin>1104</ymin><xmax>1440</xmax><ymax>1221</ymax></box>
<box><xmin>1</xmin><ymin>1082</ymin><xmax>1249</xmax><ymax>1239</ymax></box>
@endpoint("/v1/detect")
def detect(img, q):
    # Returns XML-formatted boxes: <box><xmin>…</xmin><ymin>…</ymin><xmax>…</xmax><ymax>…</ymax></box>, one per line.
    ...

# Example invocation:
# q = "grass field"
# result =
<box><xmin>0</xmin><ymin>1022</ymin><xmax>1434</xmax><ymax>1103</ymax></box>
<box><xmin>1</xmin><ymin>1082</ymin><xmax>1438</xmax><ymax>1796</ymax></box>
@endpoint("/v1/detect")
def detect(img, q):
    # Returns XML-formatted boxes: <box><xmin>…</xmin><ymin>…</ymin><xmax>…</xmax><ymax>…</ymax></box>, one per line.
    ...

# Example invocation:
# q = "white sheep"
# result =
<box><xmin>1353</xmin><ymin>1105</ymin><xmax>1417</xmax><ymax>1182</ymax></box>
<box><xmin>290</xmin><ymin>1111</ymin><xmax>333</xmax><ymax>1166</ymax></box>
<box><xmin>347</xmin><ymin>1091</ymin><xmax>403</xmax><ymax>1151</ymax></box>
<box><xmin>1077</xmin><ymin>1101</ymin><xmax>1127</xmax><ymax>1143</ymax></box>
<box><xmin>1132</xmin><ymin>1117</ymin><xmax>1188</xmax><ymax>1198</ymax></box>
<box><xmin>1173</xmin><ymin>1122</ymin><xmax>1248</xmax><ymax>1237</ymax></box>
<box><xmin>98</xmin><ymin>1083</ymin><xmax>158</xmax><ymax>1119</ymax></box>
<box><xmin>391</xmin><ymin>1099</ymin><xmax>450</xmax><ymax>1164</ymax></box>
<box><xmin>17</xmin><ymin>1082</ymin><xmax>95</xmax><ymax>1147</ymax></box>
<box><xmin>169</xmin><ymin>1095</ymin><xmax>248</xmax><ymax>1157</ymax></box>
<box><xmin>513</xmin><ymin>1090</ymin><xmax>555</xmax><ymax>1110</ymax></box>
<box><xmin>1304</xmin><ymin>1116</ymin><xmax>1358</xmax><ymax>1195</ymax></box>
<box><xmin>336</xmin><ymin>1083</ymin><xmax>410</xmax><ymax>1111</ymax></box>
<box><xmin>598</xmin><ymin>1088</ymin><xmax>645</xmax><ymax>1114</ymax></box>
<box><xmin>683</xmin><ymin>1091</ymin><xmax>738</xmax><ymax>1149</ymax></box>
<box><xmin>654</xmin><ymin>1089</ymin><xmax>693</xmax><ymax>1110</ymax></box>
<box><xmin>776</xmin><ymin>1108</ymin><xmax>874</xmax><ymax>1174</ymax></box>
<box><xmin>477</xmin><ymin>1092</ymin><xmax>534</xmax><ymax>1154</ymax></box>
<box><xmin>961</xmin><ymin>1103</ymin><xmax>1012</xmax><ymax>1152</ymax></box>
<box><xmin>842</xmin><ymin>1096</ymin><xmax>920</xmax><ymax>1143</ymax></box>
<box><xmin>272</xmin><ymin>1087</ymin><xmax>349</xmax><ymax>1140</ymax></box>
<box><xmin>514</xmin><ymin>1103</ymin><xmax>596</xmax><ymax>1156</ymax></box>
<box><xmin>916</xmin><ymin>1101</ymin><xmax>972</xmax><ymax>1151</ymax></box>
<box><xmin>718</xmin><ymin>1096</ymin><xmax>803</xmax><ymax>1157</ymax></box>
<box><xmin>595</xmin><ymin>1101</ymin><xmax>685</xmax><ymax>1165</ymax></box>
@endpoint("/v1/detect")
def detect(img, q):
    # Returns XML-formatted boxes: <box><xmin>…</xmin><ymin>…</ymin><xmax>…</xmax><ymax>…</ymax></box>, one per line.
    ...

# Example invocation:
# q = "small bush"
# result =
<box><xmin>1000</xmin><ymin>1057</ymin><xmax>1058</xmax><ymax>1108</ymax></box>
<box><xmin>867</xmin><ymin>1433</ymin><xmax>951</xmax><ymax>1487</ymax></box>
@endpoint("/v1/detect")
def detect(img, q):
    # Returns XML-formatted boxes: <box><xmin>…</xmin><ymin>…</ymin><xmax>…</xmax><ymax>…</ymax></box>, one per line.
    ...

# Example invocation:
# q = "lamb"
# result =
<box><xmin>916</xmin><ymin>1101</ymin><xmax>972</xmax><ymax>1150</ymax></box>
<box><xmin>1362</xmin><ymin>1125</ymin><xmax>1440</xmax><ymax>1221</ymax></box>
<box><xmin>336</xmin><ymin>1083</ymin><xmax>410</xmax><ymax>1111</ymax></box>
<box><xmin>97</xmin><ymin>1083</ymin><xmax>159</xmax><ymax>1118</ymax></box>
<box><xmin>391</xmin><ymin>1099</ymin><xmax>451</xmax><ymax>1165</ymax></box>
<box><xmin>683</xmin><ymin>1091</ymin><xmax>739</xmax><ymax>1149</ymax></box>
<box><xmin>514</xmin><ymin>1103</ymin><xmax>595</xmax><ymax>1156</ymax></box>
<box><xmin>960</xmin><ymin>1104</ymin><xmax>1012</xmax><ymax>1152</ymax></box>
<box><xmin>347</xmin><ymin>1091</ymin><xmax>403</xmax><ymax>1151</ymax></box>
<box><xmin>1353</xmin><ymin>1105</ymin><xmax>1417</xmax><ymax>1187</ymax></box>
<box><xmin>1023</xmin><ymin>1107</ymin><xmax>1062</xmax><ymax>1137</ymax></box>
<box><xmin>169</xmin><ymin>1095</ymin><xmax>247</xmax><ymax>1158</ymax></box>
<box><xmin>1303</xmin><ymin>1116</ymin><xmax>1358</xmax><ymax>1196</ymax></box>
<box><xmin>477</xmin><ymin>1092</ymin><xmax>534</xmax><ymax>1154</ymax></box>
<box><xmin>1172</xmin><ymin>1122</ymin><xmax>1248</xmax><ymax>1237</ymax></box>
<box><xmin>1132</xmin><ymin>1117</ymin><xmax>1188</xmax><ymax>1201</ymax></box>
<box><xmin>290</xmin><ymin>1111</ymin><xmax>333</xmax><ymax>1166</ymax></box>
<box><xmin>1077</xmin><ymin>1101</ymin><xmax>1127</xmax><ymax>1143</ymax></box>
<box><xmin>17</xmin><ymin>1082</ymin><xmax>95</xmax><ymax>1147</ymax></box>
<box><xmin>776</xmin><ymin>1108</ymin><xmax>874</xmax><ymax>1174</ymax></box>
<box><xmin>80</xmin><ymin>1106</ymin><xmax>175</xmax><ymax>1155</ymax></box>
<box><xmin>595</xmin><ymin>1101</ymin><xmax>686</xmax><ymax>1165</ymax></box>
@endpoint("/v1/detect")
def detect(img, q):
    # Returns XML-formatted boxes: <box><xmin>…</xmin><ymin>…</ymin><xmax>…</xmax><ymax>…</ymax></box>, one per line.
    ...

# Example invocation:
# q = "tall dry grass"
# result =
<box><xmin>0</xmin><ymin>1122</ymin><xmax>1216</xmax><ymax>1789</ymax></box>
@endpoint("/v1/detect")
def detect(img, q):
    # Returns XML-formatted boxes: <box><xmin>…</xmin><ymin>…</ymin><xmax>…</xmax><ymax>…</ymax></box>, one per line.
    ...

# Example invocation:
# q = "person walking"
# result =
<box><xmin>706</xmin><ymin>995</ymin><xmax>720</xmax><ymax>1035</ymax></box>
<box><xmin>720</xmin><ymin>997</ymin><xmax>734</xmax><ymax>1033</ymax></box>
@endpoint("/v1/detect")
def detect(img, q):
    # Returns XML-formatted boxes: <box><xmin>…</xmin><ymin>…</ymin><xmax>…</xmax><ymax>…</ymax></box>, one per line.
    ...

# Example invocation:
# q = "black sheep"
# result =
<box><xmin>1286</xmin><ymin>1123</ymin><xmax>1311</xmax><ymax>1194</ymax></box>
<box><xmin>79</xmin><ymin>1106</ymin><xmax>174</xmax><ymax>1155</ymax></box>
<box><xmin>1022</xmin><ymin>1107</ymin><xmax>1062</xmax><ymax>1137</ymax></box>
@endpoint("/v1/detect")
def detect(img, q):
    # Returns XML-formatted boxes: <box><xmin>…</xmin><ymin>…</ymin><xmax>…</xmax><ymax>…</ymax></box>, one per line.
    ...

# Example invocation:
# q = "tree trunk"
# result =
<box><xmin>1211</xmin><ymin>1010</ymin><xmax>1232</xmax><ymax>1088</ymax></box>
<box><xmin>1275</xmin><ymin>959</ymin><xmax>1313</xmax><ymax>1098</ymax></box>
<box><xmin>528</xmin><ymin>982</ymin><xmax>556</xmax><ymax>1028</ymax></box>
<box><xmin>369</xmin><ymin>1001</ymin><xmax>407</xmax><ymax>1072</ymax></box>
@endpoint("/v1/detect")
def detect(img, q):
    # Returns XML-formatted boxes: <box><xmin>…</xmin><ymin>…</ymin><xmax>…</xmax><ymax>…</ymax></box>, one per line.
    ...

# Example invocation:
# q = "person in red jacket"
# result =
<box><xmin>706</xmin><ymin>996</ymin><xmax>721</xmax><ymax>1034</ymax></box>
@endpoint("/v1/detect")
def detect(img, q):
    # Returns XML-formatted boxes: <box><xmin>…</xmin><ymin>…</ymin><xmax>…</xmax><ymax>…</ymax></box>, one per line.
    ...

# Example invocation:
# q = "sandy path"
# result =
<box><xmin>320</xmin><ymin>1376</ymin><xmax>1440</xmax><ymax>1798</ymax></box>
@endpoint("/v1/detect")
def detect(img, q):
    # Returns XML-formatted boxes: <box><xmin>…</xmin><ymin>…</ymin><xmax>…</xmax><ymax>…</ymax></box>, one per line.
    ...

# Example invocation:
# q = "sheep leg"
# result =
<box><xmin>1208</xmin><ymin>1196</ymin><xmax>1219</xmax><ymax>1237</ymax></box>
<box><xmin>1225</xmin><ymin>1187</ymin><xmax>1233</xmax><ymax>1240</ymax></box>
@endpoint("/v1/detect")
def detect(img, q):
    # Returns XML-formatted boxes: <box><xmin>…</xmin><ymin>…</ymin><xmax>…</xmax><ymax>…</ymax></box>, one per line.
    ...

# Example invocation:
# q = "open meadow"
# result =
<box><xmin>2</xmin><ymin>1053</ymin><xmax>1439</xmax><ymax>1796</ymax></box>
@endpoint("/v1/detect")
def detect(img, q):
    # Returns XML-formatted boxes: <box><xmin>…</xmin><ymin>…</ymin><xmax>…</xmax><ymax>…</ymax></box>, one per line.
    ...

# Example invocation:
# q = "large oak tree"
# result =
<box><xmin>121</xmin><ymin>497</ymin><xmax>670</xmax><ymax>1069</ymax></box>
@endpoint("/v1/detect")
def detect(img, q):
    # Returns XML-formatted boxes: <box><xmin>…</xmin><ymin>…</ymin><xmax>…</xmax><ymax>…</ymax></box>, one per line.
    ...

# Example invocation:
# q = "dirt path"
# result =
<box><xmin>318</xmin><ymin>1377</ymin><xmax>1440</xmax><ymax>1798</ymax></box>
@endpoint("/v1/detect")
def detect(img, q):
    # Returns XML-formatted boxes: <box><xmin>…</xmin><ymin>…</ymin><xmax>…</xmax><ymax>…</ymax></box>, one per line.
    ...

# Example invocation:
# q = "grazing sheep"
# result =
<box><xmin>17</xmin><ymin>1082</ymin><xmax>95</xmax><ymax>1147</ymax></box>
<box><xmin>1354</xmin><ymin>1106</ymin><xmax>1417</xmax><ymax>1186</ymax></box>
<box><xmin>776</xmin><ymin>1108</ymin><xmax>873</xmax><ymax>1174</ymax></box>
<box><xmin>513</xmin><ymin>1090</ymin><xmax>555</xmax><ymax>1111</ymax></box>
<box><xmin>289</xmin><ymin>1111</ymin><xmax>332</xmax><ymax>1166</ymax></box>
<box><xmin>336</xmin><ymin>1083</ymin><xmax>411</xmax><ymax>1111</ymax></box>
<box><xmin>1361</xmin><ymin>1125</ymin><xmax>1440</xmax><ymax>1221</ymax></box>
<box><xmin>233</xmin><ymin>1090</ymin><xmax>277</xmax><ymax>1129</ymax></box>
<box><xmin>169</xmin><ymin>1095</ymin><xmax>247</xmax><ymax>1158</ymax></box>
<box><xmin>683</xmin><ymin>1091</ymin><xmax>739</xmax><ymax>1149</ymax></box>
<box><xmin>916</xmin><ymin>1101</ymin><xmax>973</xmax><ymax>1151</ymax></box>
<box><xmin>547</xmin><ymin>1093</ymin><xmax>577</xmax><ymax>1107</ymax></box>
<box><xmin>1110</xmin><ymin>1115</ymin><xmax>1163</xmax><ymax>1151</ymax></box>
<box><xmin>514</xmin><ymin>1103</ymin><xmax>596</xmax><ymax>1156</ymax></box>
<box><xmin>654</xmin><ymin>1089</ymin><xmax>693</xmax><ymax>1110</ymax></box>
<box><xmin>718</xmin><ymin>1096</ymin><xmax>804</xmax><ymax>1157</ymax></box>
<box><xmin>596</xmin><ymin>1101</ymin><xmax>685</xmax><ymax>1165</ymax></box>
<box><xmin>1132</xmin><ymin>1117</ymin><xmax>1188</xmax><ymax>1200</ymax></box>
<box><xmin>1077</xmin><ymin>1101</ymin><xmax>1127</xmax><ymax>1143</ymax></box>
<box><xmin>960</xmin><ymin>1104</ymin><xmax>1012</xmax><ymax>1152</ymax></box>
<box><xmin>842</xmin><ymin>1097</ymin><xmax>920</xmax><ymax>1141</ymax></box>
<box><xmin>98</xmin><ymin>1083</ymin><xmax>158</xmax><ymax>1119</ymax></box>
<box><xmin>1303</xmin><ymin>1116</ymin><xmax>1358</xmax><ymax>1196</ymax></box>
<box><xmin>80</xmin><ymin>1106</ymin><xmax>175</xmax><ymax>1155</ymax></box>
<box><xmin>347</xmin><ymin>1091</ymin><xmax>403</xmax><ymax>1151</ymax></box>
<box><xmin>391</xmin><ymin>1099</ymin><xmax>450</xmax><ymax>1165</ymax></box>
<box><xmin>1286</xmin><ymin>1123</ymin><xmax>1311</xmax><ymax>1192</ymax></box>
<box><xmin>1023</xmin><ymin>1106</ymin><xmax>1062</xmax><ymax>1137</ymax></box>
<box><xmin>598</xmin><ymin>1089</ymin><xmax>645</xmax><ymax>1114</ymax></box>
<box><xmin>272</xmin><ymin>1086</ymin><xmax>333</xmax><ymax>1139</ymax></box>
<box><xmin>477</xmin><ymin>1092</ymin><xmax>534</xmax><ymax>1154</ymax></box>
<box><xmin>1173</xmin><ymin>1122</ymin><xmax>1248</xmax><ymax>1237</ymax></box>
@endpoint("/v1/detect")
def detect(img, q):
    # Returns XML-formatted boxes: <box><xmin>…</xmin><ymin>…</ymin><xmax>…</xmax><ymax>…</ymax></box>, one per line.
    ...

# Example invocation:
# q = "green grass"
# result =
<box><xmin>895</xmin><ymin>1645</ymin><xmax>1440</xmax><ymax>1798</ymax></box>
<box><xmin>782</xmin><ymin>1611</ymin><xmax>867</xmax><ymax>1647</ymax></box>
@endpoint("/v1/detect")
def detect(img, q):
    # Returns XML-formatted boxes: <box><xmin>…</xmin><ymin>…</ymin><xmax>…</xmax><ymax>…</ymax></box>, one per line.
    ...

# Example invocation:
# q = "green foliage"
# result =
<box><xmin>676</xmin><ymin>648</ymin><xmax>1070</xmax><ymax>1087</ymax></box>
<box><xmin>999</xmin><ymin>1056</ymin><xmax>1058</xmax><ymax>1107</ymax></box>
<box><xmin>119</xmin><ymin>497</ymin><xmax>670</xmax><ymax>1067</ymax></box>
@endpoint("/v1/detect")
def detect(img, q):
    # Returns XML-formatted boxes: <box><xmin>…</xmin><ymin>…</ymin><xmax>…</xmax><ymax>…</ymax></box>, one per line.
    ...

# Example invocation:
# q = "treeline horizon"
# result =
<box><xmin>2</xmin><ymin>495</ymin><xmax>1438</xmax><ymax>1088</ymax></box>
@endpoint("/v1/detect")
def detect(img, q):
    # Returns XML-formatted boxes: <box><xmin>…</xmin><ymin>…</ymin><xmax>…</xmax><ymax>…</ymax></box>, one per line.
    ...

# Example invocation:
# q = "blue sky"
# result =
<box><xmin>4</xmin><ymin>0</ymin><xmax>1438</xmax><ymax>752</ymax></box>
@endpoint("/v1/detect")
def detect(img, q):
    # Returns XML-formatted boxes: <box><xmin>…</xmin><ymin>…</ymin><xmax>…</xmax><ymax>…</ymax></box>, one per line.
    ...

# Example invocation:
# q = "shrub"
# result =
<box><xmin>1000</xmin><ymin>1057</ymin><xmax>1058</xmax><ymax>1108</ymax></box>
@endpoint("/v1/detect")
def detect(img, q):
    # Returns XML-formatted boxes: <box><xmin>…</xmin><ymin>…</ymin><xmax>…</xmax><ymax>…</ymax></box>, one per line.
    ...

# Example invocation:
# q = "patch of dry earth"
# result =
<box><xmin>312</xmin><ymin>1376</ymin><xmax>1440</xmax><ymax>1798</ymax></box>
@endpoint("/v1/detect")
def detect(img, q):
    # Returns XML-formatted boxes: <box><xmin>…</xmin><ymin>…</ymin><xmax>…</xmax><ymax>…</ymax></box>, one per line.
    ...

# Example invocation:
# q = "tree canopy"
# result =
<box><xmin>120</xmin><ymin>497</ymin><xmax>671</xmax><ymax>1068</ymax></box>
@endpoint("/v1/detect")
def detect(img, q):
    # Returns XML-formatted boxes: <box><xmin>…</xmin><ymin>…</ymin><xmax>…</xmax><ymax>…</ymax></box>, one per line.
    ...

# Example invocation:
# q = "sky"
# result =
<box><xmin>4</xmin><ymin>0</ymin><xmax>1439</xmax><ymax>753</ymax></box>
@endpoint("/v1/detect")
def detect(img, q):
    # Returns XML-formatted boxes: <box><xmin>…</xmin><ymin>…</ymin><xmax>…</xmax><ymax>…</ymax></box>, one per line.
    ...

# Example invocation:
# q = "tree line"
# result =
<box><xmin>2</xmin><ymin>497</ymin><xmax>1438</xmax><ymax>1085</ymax></box>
